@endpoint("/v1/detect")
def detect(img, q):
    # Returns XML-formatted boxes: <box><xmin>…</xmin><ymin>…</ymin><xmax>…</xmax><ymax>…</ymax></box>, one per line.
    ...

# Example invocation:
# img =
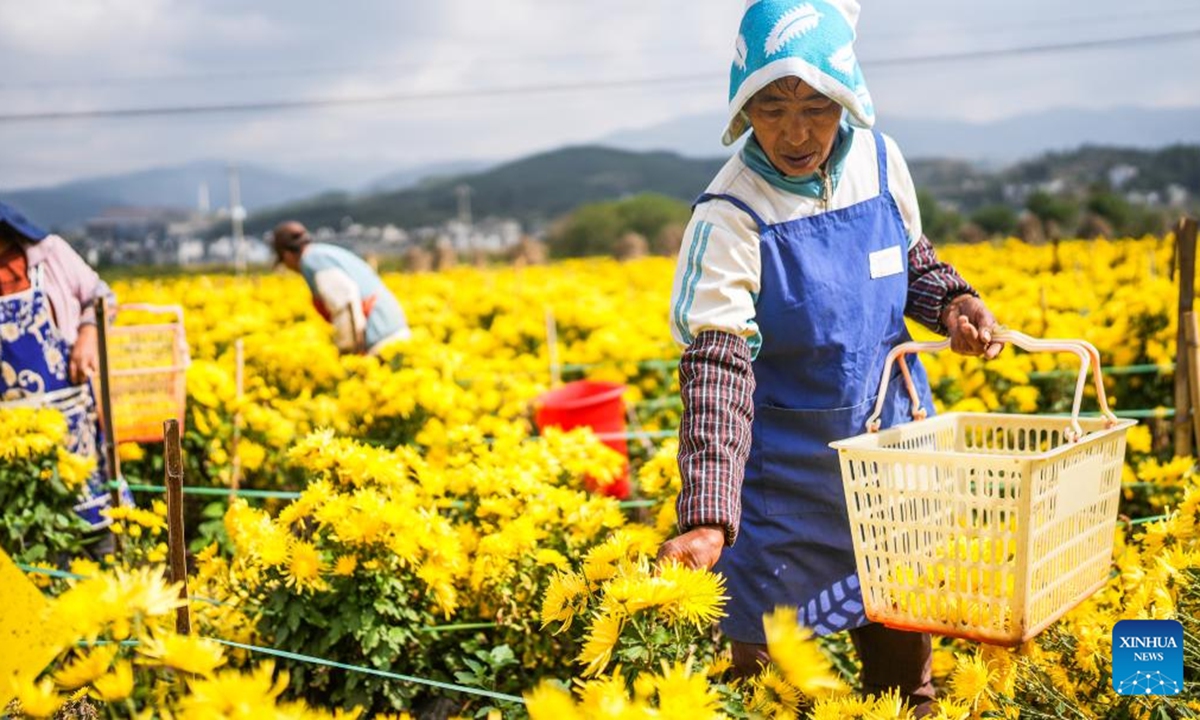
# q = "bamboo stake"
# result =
<box><xmin>1187</xmin><ymin>311</ymin><xmax>1200</xmax><ymax>454</ymax></box>
<box><xmin>1174</xmin><ymin>217</ymin><xmax>1198</xmax><ymax>456</ymax></box>
<box><xmin>1039</xmin><ymin>285</ymin><xmax>1049</xmax><ymax>337</ymax></box>
<box><xmin>230</xmin><ymin>339</ymin><xmax>244</xmax><ymax>495</ymax></box>
<box><xmin>164</xmin><ymin>419</ymin><xmax>191</xmax><ymax>635</ymax></box>
<box><xmin>94</xmin><ymin>297</ymin><xmax>124</xmax><ymax>555</ymax></box>
<box><xmin>545</xmin><ymin>307</ymin><xmax>561</xmax><ymax>387</ymax></box>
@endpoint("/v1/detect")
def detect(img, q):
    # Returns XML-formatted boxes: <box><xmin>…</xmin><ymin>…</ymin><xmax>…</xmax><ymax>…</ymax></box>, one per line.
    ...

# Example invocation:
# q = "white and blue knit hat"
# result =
<box><xmin>723</xmin><ymin>0</ymin><xmax>874</xmax><ymax>146</ymax></box>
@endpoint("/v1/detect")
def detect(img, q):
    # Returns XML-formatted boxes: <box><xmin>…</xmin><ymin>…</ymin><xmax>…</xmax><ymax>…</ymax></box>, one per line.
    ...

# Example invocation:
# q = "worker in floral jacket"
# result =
<box><xmin>0</xmin><ymin>201</ymin><xmax>131</xmax><ymax>540</ymax></box>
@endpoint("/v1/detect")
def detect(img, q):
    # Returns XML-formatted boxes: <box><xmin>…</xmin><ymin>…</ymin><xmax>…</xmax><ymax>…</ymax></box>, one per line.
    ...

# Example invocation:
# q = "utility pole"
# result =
<box><xmin>455</xmin><ymin>183</ymin><xmax>473</xmax><ymax>226</ymax></box>
<box><xmin>228</xmin><ymin>165</ymin><xmax>246</xmax><ymax>273</ymax></box>
<box><xmin>455</xmin><ymin>183</ymin><xmax>474</xmax><ymax>254</ymax></box>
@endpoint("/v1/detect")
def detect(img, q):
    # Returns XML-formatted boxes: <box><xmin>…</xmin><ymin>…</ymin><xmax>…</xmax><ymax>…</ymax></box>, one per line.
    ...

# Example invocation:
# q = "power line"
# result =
<box><xmin>0</xmin><ymin>48</ymin><xmax>710</xmax><ymax>90</ymax></box>
<box><xmin>0</xmin><ymin>74</ymin><xmax>717</xmax><ymax>124</ymax></box>
<box><xmin>6</xmin><ymin>11</ymin><xmax>1199</xmax><ymax>91</ymax></box>
<box><xmin>0</xmin><ymin>28</ymin><xmax>1197</xmax><ymax>124</ymax></box>
<box><xmin>867</xmin><ymin>5</ymin><xmax>1200</xmax><ymax>43</ymax></box>
<box><xmin>864</xmin><ymin>27</ymin><xmax>1200</xmax><ymax>69</ymax></box>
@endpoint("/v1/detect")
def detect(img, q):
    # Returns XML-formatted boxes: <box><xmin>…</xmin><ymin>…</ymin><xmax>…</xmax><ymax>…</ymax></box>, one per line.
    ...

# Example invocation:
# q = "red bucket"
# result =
<box><xmin>534</xmin><ymin>380</ymin><xmax>630</xmax><ymax>499</ymax></box>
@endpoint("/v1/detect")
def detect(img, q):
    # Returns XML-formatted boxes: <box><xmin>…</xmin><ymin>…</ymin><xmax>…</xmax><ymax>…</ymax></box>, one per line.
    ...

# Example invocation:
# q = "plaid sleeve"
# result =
<box><xmin>676</xmin><ymin>329</ymin><xmax>755</xmax><ymax>546</ymax></box>
<box><xmin>906</xmin><ymin>234</ymin><xmax>979</xmax><ymax>335</ymax></box>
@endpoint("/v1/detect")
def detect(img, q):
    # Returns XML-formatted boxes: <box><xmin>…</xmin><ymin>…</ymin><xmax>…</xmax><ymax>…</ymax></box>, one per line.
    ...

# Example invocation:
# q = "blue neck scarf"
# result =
<box><xmin>741</xmin><ymin>123</ymin><xmax>854</xmax><ymax>199</ymax></box>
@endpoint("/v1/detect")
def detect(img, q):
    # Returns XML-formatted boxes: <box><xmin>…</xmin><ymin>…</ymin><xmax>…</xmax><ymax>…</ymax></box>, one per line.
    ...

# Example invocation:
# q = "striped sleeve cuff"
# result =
<box><xmin>906</xmin><ymin>235</ymin><xmax>978</xmax><ymax>335</ymax></box>
<box><xmin>676</xmin><ymin>330</ymin><xmax>755</xmax><ymax>546</ymax></box>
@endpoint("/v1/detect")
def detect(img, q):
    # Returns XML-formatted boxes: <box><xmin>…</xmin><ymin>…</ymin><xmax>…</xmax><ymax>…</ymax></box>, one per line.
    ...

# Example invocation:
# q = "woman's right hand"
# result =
<box><xmin>656</xmin><ymin>525</ymin><xmax>725</xmax><ymax>570</ymax></box>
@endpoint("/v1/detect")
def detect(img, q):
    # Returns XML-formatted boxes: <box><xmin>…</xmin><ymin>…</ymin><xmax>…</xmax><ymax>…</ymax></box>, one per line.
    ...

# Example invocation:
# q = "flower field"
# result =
<box><xmin>4</xmin><ymin>235</ymin><xmax>1200</xmax><ymax>719</ymax></box>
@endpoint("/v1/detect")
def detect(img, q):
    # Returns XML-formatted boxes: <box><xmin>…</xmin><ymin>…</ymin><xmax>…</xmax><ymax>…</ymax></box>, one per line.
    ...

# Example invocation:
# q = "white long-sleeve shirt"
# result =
<box><xmin>670</xmin><ymin>129</ymin><xmax>923</xmax><ymax>356</ymax></box>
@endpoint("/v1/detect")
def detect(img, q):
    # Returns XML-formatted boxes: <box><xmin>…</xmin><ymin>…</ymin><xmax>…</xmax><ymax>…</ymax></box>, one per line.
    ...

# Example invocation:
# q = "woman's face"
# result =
<box><xmin>745</xmin><ymin>77</ymin><xmax>843</xmax><ymax>177</ymax></box>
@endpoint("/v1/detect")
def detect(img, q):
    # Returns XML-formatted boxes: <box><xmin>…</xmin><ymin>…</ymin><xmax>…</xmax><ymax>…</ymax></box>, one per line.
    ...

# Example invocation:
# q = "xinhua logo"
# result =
<box><xmin>1111</xmin><ymin>619</ymin><xmax>1183</xmax><ymax>695</ymax></box>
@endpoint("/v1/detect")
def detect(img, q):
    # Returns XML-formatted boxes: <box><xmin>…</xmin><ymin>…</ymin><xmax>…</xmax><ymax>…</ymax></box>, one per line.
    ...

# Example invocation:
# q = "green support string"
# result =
<box><xmin>1128</xmin><ymin>514</ymin><xmax>1170</xmax><ymax>526</ymax></box>
<box><xmin>421</xmin><ymin>622</ymin><xmax>498</xmax><ymax>633</ymax></box>
<box><xmin>120</xmin><ymin>482</ymin><xmax>302</xmax><ymax>500</ymax></box>
<box><xmin>44</xmin><ymin>635</ymin><xmax>524</xmax><ymax>704</ymax></box>
<box><xmin>15</xmin><ymin>563</ymin><xmax>86</xmax><ymax>580</ymax></box>
<box><xmin>208</xmin><ymin>637</ymin><xmax>526</xmax><ymax>705</ymax></box>
<box><xmin>116</xmin><ymin>481</ymin><xmax>656</xmax><ymax>510</ymax></box>
<box><xmin>1029</xmin><ymin>363</ymin><xmax>1172</xmax><ymax>380</ymax></box>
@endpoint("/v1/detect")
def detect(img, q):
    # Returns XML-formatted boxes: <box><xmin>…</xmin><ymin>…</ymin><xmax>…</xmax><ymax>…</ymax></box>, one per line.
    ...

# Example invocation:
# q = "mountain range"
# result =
<box><xmin>602</xmin><ymin>105</ymin><xmax>1200</xmax><ymax>164</ymax></box>
<box><xmin>234</xmin><ymin>147</ymin><xmax>727</xmax><ymax>238</ymax></box>
<box><xmin>253</xmin><ymin>142</ymin><xmax>1200</xmax><ymax>238</ymax></box>
<box><xmin>3</xmin><ymin>105</ymin><xmax>1199</xmax><ymax>232</ymax></box>
<box><xmin>0</xmin><ymin>161</ymin><xmax>325</xmax><ymax>231</ymax></box>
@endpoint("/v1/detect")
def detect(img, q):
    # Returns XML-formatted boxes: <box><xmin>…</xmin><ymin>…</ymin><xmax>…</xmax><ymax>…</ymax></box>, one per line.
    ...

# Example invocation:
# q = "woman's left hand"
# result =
<box><xmin>942</xmin><ymin>295</ymin><xmax>1004</xmax><ymax>359</ymax></box>
<box><xmin>70</xmin><ymin>324</ymin><xmax>100</xmax><ymax>384</ymax></box>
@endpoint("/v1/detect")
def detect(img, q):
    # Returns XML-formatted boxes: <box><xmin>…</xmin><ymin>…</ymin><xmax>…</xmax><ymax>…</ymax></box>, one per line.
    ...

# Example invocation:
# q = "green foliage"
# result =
<box><xmin>0</xmin><ymin>448</ymin><xmax>88</xmax><ymax>564</ymax></box>
<box><xmin>547</xmin><ymin>193</ymin><xmax>691</xmax><ymax>258</ymax></box>
<box><xmin>1026</xmin><ymin>190</ymin><xmax>1077</xmax><ymax>227</ymax></box>
<box><xmin>916</xmin><ymin>189</ymin><xmax>964</xmax><ymax>243</ymax></box>
<box><xmin>970</xmin><ymin>204</ymin><xmax>1019</xmax><ymax>237</ymax></box>
<box><xmin>549</xmin><ymin>202</ymin><xmax>625</xmax><ymax>258</ymax></box>
<box><xmin>1086</xmin><ymin>190</ymin><xmax>1135</xmax><ymax>231</ymax></box>
<box><xmin>260</xmin><ymin>572</ymin><xmax>436</xmax><ymax>712</ymax></box>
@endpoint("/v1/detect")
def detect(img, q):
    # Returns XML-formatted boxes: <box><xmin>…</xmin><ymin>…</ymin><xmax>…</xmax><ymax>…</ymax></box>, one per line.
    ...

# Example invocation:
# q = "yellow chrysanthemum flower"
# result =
<box><xmin>332</xmin><ymin>555</ymin><xmax>358</xmax><ymax>576</ymax></box>
<box><xmin>577</xmin><ymin>610</ymin><xmax>625</xmax><ymax>677</ymax></box>
<box><xmin>138</xmin><ymin>632</ymin><xmax>226</xmax><ymax>677</ymax></box>
<box><xmin>541</xmin><ymin>571</ymin><xmax>590</xmax><ymax>634</ymax></box>
<box><xmin>947</xmin><ymin>652</ymin><xmax>993</xmax><ymax>711</ymax></box>
<box><xmin>644</xmin><ymin>661</ymin><xmax>723</xmax><ymax>720</ymax></box>
<box><xmin>286</xmin><ymin>539</ymin><xmax>326</xmax><ymax>592</ymax></box>
<box><xmin>13</xmin><ymin>677</ymin><xmax>64</xmax><ymax>718</ymax></box>
<box><xmin>534</xmin><ymin>548</ymin><xmax>570</xmax><ymax>571</ymax></box>
<box><xmin>655</xmin><ymin>561</ymin><xmax>727</xmax><ymax>627</ymax></box>
<box><xmin>525</xmin><ymin>681</ymin><xmax>584</xmax><ymax>720</ymax></box>
<box><xmin>90</xmin><ymin>661</ymin><xmax>134</xmax><ymax>702</ymax></box>
<box><xmin>52</xmin><ymin>645</ymin><xmax>118</xmax><ymax>689</ymax></box>
<box><xmin>761</xmin><ymin>607</ymin><xmax>848</xmax><ymax>699</ymax></box>
<box><xmin>747</xmin><ymin>664</ymin><xmax>802</xmax><ymax>718</ymax></box>
<box><xmin>177</xmin><ymin>661</ymin><xmax>289</xmax><ymax>717</ymax></box>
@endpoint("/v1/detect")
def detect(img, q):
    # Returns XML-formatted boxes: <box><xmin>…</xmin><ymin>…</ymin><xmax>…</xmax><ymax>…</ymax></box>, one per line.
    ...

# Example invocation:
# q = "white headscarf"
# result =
<box><xmin>723</xmin><ymin>0</ymin><xmax>874</xmax><ymax>146</ymax></box>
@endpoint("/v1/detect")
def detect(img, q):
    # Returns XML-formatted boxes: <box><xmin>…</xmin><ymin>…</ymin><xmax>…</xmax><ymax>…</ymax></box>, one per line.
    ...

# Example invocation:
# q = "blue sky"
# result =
<box><xmin>1</xmin><ymin>0</ymin><xmax>1198</xmax><ymax>188</ymax></box>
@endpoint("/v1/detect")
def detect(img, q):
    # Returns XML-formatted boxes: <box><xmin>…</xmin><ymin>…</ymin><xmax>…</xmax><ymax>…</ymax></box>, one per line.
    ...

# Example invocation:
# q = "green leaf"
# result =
<box><xmin>489</xmin><ymin>645</ymin><xmax>515</xmax><ymax>666</ymax></box>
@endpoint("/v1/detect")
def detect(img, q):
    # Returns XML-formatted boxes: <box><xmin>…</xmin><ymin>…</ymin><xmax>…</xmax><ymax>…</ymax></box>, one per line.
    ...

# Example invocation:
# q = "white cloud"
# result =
<box><xmin>0</xmin><ymin>0</ymin><xmax>1196</xmax><ymax>189</ymax></box>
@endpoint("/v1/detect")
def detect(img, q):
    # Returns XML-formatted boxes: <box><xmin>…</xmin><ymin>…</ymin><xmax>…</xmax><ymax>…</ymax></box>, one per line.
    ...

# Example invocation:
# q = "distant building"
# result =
<box><xmin>1108</xmin><ymin>164</ymin><xmax>1139</xmax><ymax>190</ymax></box>
<box><xmin>83</xmin><ymin>206</ymin><xmax>195</xmax><ymax>266</ymax></box>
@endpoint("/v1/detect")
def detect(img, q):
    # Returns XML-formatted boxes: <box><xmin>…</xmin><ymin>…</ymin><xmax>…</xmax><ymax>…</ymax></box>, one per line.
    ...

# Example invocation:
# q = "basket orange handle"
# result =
<box><xmin>865</xmin><ymin>338</ymin><xmax>949</xmax><ymax>433</ymax></box>
<box><xmin>865</xmin><ymin>329</ymin><xmax>1111</xmax><ymax>440</ymax></box>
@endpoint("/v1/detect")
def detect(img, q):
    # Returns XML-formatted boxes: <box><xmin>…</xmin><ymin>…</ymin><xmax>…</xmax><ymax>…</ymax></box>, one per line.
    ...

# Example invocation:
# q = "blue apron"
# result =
<box><xmin>0</xmin><ymin>266</ymin><xmax>129</xmax><ymax>530</ymax></box>
<box><xmin>700</xmin><ymin>131</ymin><xmax>935</xmax><ymax>642</ymax></box>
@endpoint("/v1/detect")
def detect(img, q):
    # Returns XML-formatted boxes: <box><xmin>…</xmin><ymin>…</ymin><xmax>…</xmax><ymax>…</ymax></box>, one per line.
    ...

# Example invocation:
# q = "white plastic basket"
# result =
<box><xmin>830</xmin><ymin>329</ymin><xmax>1135</xmax><ymax>645</ymax></box>
<box><xmin>107</xmin><ymin>304</ymin><xmax>191</xmax><ymax>444</ymax></box>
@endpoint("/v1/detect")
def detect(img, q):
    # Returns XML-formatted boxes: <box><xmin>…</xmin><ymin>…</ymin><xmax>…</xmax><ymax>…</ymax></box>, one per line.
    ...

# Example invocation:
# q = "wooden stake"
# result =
<box><xmin>545</xmin><ymin>307</ymin><xmax>561</xmax><ymax>387</ymax></box>
<box><xmin>1187</xmin><ymin>311</ymin><xmax>1200</xmax><ymax>455</ymax></box>
<box><xmin>1039</xmin><ymin>286</ymin><xmax>1049</xmax><ymax>337</ymax></box>
<box><xmin>94</xmin><ymin>298</ymin><xmax>121</xmax><ymax>487</ymax></box>
<box><xmin>1174</xmin><ymin>217</ymin><xmax>1198</xmax><ymax>457</ymax></box>
<box><xmin>94</xmin><ymin>298</ymin><xmax>123</xmax><ymax>555</ymax></box>
<box><xmin>230</xmin><ymin>338</ymin><xmax>244</xmax><ymax>495</ymax></box>
<box><xmin>164</xmin><ymin>419</ymin><xmax>191</xmax><ymax>635</ymax></box>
